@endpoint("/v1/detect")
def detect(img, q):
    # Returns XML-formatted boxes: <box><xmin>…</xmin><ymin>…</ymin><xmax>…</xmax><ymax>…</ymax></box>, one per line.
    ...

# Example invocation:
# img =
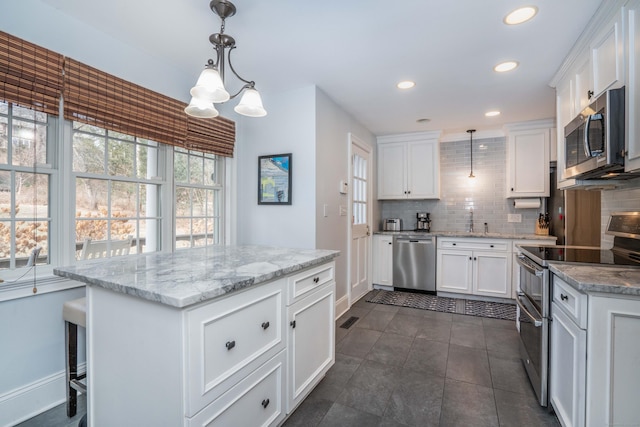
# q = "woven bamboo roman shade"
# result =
<box><xmin>0</xmin><ymin>31</ymin><xmax>63</xmax><ymax>115</ymax></box>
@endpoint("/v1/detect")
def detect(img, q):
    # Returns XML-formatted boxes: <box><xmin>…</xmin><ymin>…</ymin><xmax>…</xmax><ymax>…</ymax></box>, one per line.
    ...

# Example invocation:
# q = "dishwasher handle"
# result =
<box><xmin>396</xmin><ymin>238</ymin><xmax>434</xmax><ymax>244</ymax></box>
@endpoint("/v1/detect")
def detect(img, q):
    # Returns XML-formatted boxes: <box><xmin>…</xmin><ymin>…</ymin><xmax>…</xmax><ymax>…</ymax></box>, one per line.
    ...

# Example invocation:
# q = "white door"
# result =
<box><xmin>350</xmin><ymin>136</ymin><xmax>371</xmax><ymax>304</ymax></box>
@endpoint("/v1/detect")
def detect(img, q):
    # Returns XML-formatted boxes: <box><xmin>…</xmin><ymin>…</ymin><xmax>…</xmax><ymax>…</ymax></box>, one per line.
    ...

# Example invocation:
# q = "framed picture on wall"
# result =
<box><xmin>258</xmin><ymin>153</ymin><xmax>292</xmax><ymax>205</ymax></box>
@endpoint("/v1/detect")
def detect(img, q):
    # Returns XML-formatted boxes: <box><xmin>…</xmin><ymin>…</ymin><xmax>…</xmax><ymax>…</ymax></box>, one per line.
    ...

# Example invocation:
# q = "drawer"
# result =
<box><xmin>185</xmin><ymin>279</ymin><xmax>286</xmax><ymax>416</ymax></box>
<box><xmin>553</xmin><ymin>276</ymin><xmax>587</xmax><ymax>329</ymax></box>
<box><xmin>439</xmin><ymin>239</ymin><xmax>508</xmax><ymax>252</ymax></box>
<box><xmin>287</xmin><ymin>262</ymin><xmax>335</xmax><ymax>304</ymax></box>
<box><xmin>188</xmin><ymin>351</ymin><xmax>286</xmax><ymax>427</ymax></box>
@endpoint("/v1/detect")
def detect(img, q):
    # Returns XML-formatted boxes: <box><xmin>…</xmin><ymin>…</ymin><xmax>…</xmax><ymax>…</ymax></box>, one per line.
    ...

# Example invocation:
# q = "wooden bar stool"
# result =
<box><xmin>63</xmin><ymin>297</ymin><xmax>87</xmax><ymax>418</ymax></box>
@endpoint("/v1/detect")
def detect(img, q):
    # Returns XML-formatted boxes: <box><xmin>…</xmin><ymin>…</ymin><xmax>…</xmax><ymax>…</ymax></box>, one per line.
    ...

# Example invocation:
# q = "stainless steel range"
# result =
<box><xmin>516</xmin><ymin>211</ymin><xmax>640</xmax><ymax>407</ymax></box>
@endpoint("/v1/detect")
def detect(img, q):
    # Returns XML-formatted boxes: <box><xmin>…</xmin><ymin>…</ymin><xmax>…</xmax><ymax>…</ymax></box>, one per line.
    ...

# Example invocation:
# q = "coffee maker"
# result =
<box><xmin>416</xmin><ymin>212</ymin><xmax>431</xmax><ymax>231</ymax></box>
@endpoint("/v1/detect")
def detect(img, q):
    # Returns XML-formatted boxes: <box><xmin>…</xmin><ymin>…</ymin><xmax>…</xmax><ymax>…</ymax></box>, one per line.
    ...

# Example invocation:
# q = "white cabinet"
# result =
<box><xmin>591</xmin><ymin>10</ymin><xmax>624</xmax><ymax>97</ymax></box>
<box><xmin>436</xmin><ymin>238</ymin><xmax>511</xmax><ymax>298</ymax></box>
<box><xmin>505</xmin><ymin>123</ymin><xmax>551</xmax><ymax>198</ymax></box>
<box><xmin>286</xmin><ymin>281</ymin><xmax>334</xmax><ymax>412</ymax></box>
<box><xmin>372</xmin><ymin>234</ymin><xmax>393</xmax><ymax>286</ymax></box>
<box><xmin>574</xmin><ymin>58</ymin><xmax>592</xmax><ymax>114</ymax></box>
<box><xmin>550</xmin><ymin>302</ymin><xmax>587</xmax><ymax>427</ymax></box>
<box><xmin>377</xmin><ymin>132</ymin><xmax>441</xmax><ymax>200</ymax></box>
<box><xmin>549</xmin><ymin>275</ymin><xmax>640</xmax><ymax>427</ymax></box>
<box><xmin>626</xmin><ymin>1</ymin><xmax>640</xmax><ymax>172</ymax></box>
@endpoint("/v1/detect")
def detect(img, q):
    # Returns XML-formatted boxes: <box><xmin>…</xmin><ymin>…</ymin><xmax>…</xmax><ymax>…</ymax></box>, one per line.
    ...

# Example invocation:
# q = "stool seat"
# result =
<box><xmin>63</xmin><ymin>297</ymin><xmax>86</xmax><ymax>328</ymax></box>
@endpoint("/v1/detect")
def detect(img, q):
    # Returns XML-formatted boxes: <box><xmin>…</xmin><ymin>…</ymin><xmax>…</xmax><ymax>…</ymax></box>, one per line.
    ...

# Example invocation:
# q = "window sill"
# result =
<box><xmin>0</xmin><ymin>273</ymin><xmax>84</xmax><ymax>302</ymax></box>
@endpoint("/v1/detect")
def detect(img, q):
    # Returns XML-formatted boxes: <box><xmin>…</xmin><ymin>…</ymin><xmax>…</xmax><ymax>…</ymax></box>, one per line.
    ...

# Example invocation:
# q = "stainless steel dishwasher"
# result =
<box><xmin>393</xmin><ymin>235</ymin><xmax>436</xmax><ymax>292</ymax></box>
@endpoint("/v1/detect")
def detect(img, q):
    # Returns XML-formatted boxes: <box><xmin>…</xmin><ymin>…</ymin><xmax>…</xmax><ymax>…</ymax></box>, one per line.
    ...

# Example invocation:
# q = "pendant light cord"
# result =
<box><xmin>467</xmin><ymin>129</ymin><xmax>476</xmax><ymax>178</ymax></box>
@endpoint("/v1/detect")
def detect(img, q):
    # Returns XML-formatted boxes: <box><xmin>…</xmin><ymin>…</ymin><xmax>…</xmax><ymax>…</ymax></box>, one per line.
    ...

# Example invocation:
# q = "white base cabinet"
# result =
<box><xmin>436</xmin><ymin>238</ymin><xmax>511</xmax><ymax>298</ymax></box>
<box><xmin>86</xmin><ymin>261</ymin><xmax>336</xmax><ymax>427</ymax></box>
<box><xmin>372</xmin><ymin>234</ymin><xmax>393</xmax><ymax>286</ymax></box>
<box><xmin>550</xmin><ymin>276</ymin><xmax>640</xmax><ymax>427</ymax></box>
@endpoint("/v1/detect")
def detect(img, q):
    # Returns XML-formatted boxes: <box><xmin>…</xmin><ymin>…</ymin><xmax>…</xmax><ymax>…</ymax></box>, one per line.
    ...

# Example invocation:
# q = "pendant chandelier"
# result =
<box><xmin>185</xmin><ymin>0</ymin><xmax>267</xmax><ymax>119</ymax></box>
<box><xmin>467</xmin><ymin>129</ymin><xmax>476</xmax><ymax>178</ymax></box>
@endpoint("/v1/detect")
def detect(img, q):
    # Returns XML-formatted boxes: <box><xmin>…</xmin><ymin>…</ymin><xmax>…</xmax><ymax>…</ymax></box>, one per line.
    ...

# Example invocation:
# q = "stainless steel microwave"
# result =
<box><xmin>564</xmin><ymin>87</ymin><xmax>625</xmax><ymax>180</ymax></box>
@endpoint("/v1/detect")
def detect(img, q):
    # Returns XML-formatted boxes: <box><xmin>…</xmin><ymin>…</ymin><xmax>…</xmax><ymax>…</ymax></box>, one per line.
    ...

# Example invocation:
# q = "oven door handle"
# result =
<box><xmin>516</xmin><ymin>295</ymin><xmax>542</xmax><ymax>327</ymax></box>
<box><xmin>516</xmin><ymin>255</ymin><xmax>544</xmax><ymax>277</ymax></box>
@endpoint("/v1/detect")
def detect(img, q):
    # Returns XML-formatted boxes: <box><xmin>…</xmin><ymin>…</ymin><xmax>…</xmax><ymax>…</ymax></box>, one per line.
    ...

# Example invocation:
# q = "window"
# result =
<box><xmin>72</xmin><ymin>122</ymin><xmax>161</xmax><ymax>259</ymax></box>
<box><xmin>0</xmin><ymin>102</ymin><xmax>52</xmax><ymax>269</ymax></box>
<box><xmin>174</xmin><ymin>147</ymin><xmax>223</xmax><ymax>248</ymax></box>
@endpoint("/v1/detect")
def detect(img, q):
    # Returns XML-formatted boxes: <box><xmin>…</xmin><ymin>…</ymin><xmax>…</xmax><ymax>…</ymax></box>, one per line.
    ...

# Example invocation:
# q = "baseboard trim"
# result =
<box><xmin>335</xmin><ymin>293</ymin><xmax>349</xmax><ymax>320</ymax></box>
<box><xmin>0</xmin><ymin>364</ymin><xmax>85</xmax><ymax>427</ymax></box>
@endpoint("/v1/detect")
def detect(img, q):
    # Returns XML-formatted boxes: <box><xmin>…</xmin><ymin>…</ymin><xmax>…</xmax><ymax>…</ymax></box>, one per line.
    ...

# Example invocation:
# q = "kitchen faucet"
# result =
<box><xmin>468</xmin><ymin>209</ymin><xmax>474</xmax><ymax>233</ymax></box>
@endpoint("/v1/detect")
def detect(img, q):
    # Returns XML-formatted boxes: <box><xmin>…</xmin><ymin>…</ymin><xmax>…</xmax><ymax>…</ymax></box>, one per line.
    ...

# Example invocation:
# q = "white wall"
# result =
<box><xmin>235</xmin><ymin>86</ymin><xmax>317</xmax><ymax>248</ymax></box>
<box><xmin>314</xmin><ymin>88</ymin><xmax>376</xmax><ymax>312</ymax></box>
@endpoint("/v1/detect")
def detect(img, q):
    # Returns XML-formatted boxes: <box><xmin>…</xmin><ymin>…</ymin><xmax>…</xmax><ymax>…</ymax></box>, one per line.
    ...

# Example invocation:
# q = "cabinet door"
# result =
<box><xmin>473</xmin><ymin>251</ymin><xmax>511</xmax><ymax>298</ymax></box>
<box><xmin>377</xmin><ymin>143</ymin><xmax>406</xmax><ymax>199</ymax></box>
<box><xmin>507</xmin><ymin>129</ymin><xmax>550</xmax><ymax>198</ymax></box>
<box><xmin>436</xmin><ymin>249</ymin><xmax>472</xmax><ymax>294</ymax></box>
<box><xmin>574</xmin><ymin>58</ymin><xmax>592</xmax><ymax>113</ymax></box>
<box><xmin>627</xmin><ymin>2</ymin><xmax>640</xmax><ymax>172</ymax></box>
<box><xmin>287</xmin><ymin>282</ymin><xmax>335</xmax><ymax>413</ymax></box>
<box><xmin>591</xmin><ymin>11</ymin><xmax>624</xmax><ymax>97</ymax></box>
<box><xmin>407</xmin><ymin>140</ymin><xmax>440</xmax><ymax>199</ymax></box>
<box><xmin>372</xmin><ymin>235</ymin><xmax>393</xmax><ymax>286</ymax></box>
<box><xmin>550</xmin><ymin>302</ymin><xmax>586</xmax><ymax>427</ymax></box>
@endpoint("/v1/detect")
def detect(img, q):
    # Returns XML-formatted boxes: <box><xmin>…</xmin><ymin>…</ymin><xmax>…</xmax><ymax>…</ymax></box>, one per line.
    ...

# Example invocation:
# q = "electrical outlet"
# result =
<box><xmin>508</xmin><ymin>214</ymin><xmax>522</xmax><ymax>223</ymax></box>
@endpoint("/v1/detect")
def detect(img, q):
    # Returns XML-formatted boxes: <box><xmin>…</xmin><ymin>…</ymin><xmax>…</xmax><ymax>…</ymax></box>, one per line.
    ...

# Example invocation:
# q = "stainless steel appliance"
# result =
<box><xmin>383</xmin><ymin>218</ymin><xmax>402</xmax><ymax>231</ymax></box>
<box><xmin>393</xmin><ymin>235</ymin><xmax>436</xmax><ymax>293</ymax></box>
<box><xmin>416</xmin><ymin>212</ymin><xmax>431</xmax><ymax>232</ymax></box>
<box><xmin>564</xmin><ymin>87</ymin><xmax>625</xmax><ymax>180</ymax></box>
<box><xmin>516</xmin><ymin>211</ymin><xmax>640</xmax><ymax>407</ymax></box>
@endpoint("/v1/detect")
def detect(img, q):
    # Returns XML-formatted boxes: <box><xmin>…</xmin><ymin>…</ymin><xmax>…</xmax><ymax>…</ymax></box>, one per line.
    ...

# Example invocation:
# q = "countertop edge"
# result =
<box><xmin>373</xmin><ymin>231</ymin><xmax>557</xmax><ymax>240</ymax></box>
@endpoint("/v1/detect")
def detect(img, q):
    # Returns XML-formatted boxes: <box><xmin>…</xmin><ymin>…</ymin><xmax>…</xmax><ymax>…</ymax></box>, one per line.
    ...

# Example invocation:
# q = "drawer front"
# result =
<box><xmin>553</xmin><ymin>276</ymin><xmax>587</xmax><ymax>329</ymax></box>
<box><xmin>287</xmin><ymin>262</ymin><xmax>335</xmax><ymax>304</ymax></box>
<box><xmin>186</xmin><ymin>280</ymin><xmax>285</xmax><ymax>416</ymax></box>
<box><xmin>188</xmin><ymin>351</ymin><xmax>286</xmax><ymax>427</ymax></box>
<box><xmin>439</xmin><ymin>239</ymin><xmax>508</xmax><ymax>252</ymax></box>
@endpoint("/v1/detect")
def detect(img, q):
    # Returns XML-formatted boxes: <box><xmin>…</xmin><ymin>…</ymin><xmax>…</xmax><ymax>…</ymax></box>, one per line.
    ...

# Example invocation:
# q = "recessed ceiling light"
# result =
<box><xmin>504</xmin><ymin>6</ymin><xmax>538</xmax><ymax>25</ymax></box>
<box><xmin>397</xmin><ymin>81</ymin><xmax>415</xmax><ymax>89</ymax></box>
<box><xmin>485</xmin><ymin>110</ymin><xmax>501</xmax><ymax>117</ymax></box>
<box><xmin>416</xmin><ymin>118</ymin><xmax>431</xmax><ymax>123</ymax></box>
<box><xmin>494</xmin><ymin>61</ymin><xmax>519</xmax><ymax>72</ymax></box>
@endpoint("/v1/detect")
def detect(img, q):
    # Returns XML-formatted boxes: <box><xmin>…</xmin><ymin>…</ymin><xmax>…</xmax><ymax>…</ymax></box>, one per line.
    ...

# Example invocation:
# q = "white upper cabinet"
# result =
<box><xmin>626</xmin><ymin>0</ymin><xmax>640</xmax><ymax>172</ymax></box>
<box><xmin>505</xmin><ymin>122</ymin><xmax>552</xmax><ymax>198</ymax></box>
<box><xmin>377</xmin><ymin>131</ymin><xmax>441</xmax><ymax>200</ymax></box>
<box><xmin>574</xmin><ymin>58</ymin><xmax>593</xmax><ymax>113</ymax></box>
<box><xmin>591</xmin><ymin>9</ymin><xmax>625</xmax><ymax>97</ymax></box>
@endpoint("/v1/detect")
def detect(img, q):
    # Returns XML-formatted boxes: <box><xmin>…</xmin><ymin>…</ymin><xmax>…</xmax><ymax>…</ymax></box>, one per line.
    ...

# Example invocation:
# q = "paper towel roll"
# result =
<box><xmin>513</xmin><ymin>198</ymin><xmax>541</xmax><ymax>209</ymax></box>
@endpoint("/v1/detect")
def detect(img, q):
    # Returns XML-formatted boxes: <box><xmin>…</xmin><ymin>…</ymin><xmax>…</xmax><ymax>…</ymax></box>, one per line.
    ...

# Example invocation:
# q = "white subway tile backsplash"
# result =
<box><xmin>380</xmin><ymin>137</ymin><xmax>542</xmax><ymax>233</ymax></box>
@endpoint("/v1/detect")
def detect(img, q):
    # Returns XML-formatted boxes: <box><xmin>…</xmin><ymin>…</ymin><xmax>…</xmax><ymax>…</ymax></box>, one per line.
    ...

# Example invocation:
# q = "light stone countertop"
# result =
<box><xmin>54</xmin><ymin>245</ymin><xmax>340</xmax><ymax>308</ymax></box>
<box><xmin>374</xmin><ymin>231</ymin><xmax>557</xmax><ymax>241</ymax></box>
<box><xmin>549</xmin><ymin>263</ymin><xmax>640</xmax><ymax>296</ymax></box>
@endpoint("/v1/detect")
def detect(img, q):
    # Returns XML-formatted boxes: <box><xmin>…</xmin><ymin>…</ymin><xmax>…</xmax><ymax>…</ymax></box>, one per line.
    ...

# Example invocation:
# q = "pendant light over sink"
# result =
<box><xmin>185</xmin><ymin>0</ymin><xmax>267</xmax><ymax>118</ymax></box>
<box><xmin>467</xmin><ymin>129</ymin><xmax>476</xmax><ymax>178</ymax></box>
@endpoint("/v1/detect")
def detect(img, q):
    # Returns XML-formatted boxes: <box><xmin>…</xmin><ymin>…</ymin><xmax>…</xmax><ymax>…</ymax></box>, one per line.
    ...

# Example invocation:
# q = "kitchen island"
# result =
<box><xmin>54</xmin><ymin>245</ymin><xmax>339</xmax><ymax>427</ymax></box>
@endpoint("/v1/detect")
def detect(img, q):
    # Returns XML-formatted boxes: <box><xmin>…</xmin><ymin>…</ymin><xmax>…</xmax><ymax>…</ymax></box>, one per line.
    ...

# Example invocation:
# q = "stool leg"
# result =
<box><xmin>65</xmin><ymin>321</ymin><xmax>78</xmax><ymax>418</ymax></box>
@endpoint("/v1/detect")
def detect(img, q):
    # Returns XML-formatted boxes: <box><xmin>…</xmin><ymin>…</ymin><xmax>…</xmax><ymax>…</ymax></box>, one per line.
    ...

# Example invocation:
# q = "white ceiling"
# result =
<box><xmin>40</xmin><ymin>0</ymin><xmax>603</xmax><ymax>136</ymax></box>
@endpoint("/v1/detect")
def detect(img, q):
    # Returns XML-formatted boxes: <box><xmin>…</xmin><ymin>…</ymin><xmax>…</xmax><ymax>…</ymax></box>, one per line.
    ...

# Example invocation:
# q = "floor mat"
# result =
<box><xmin>365</xmin><ymin>290</ymin><xmax>516</xmax><ymax>321</ymax></box>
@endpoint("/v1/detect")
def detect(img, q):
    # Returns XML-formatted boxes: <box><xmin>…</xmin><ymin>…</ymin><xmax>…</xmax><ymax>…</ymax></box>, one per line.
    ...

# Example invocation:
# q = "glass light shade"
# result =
<box><xmin>190</xmin><ymin>67</ymin><xmax>230</xmax><ymax>103</ymax></box>
<box><xmin>184</xmin><ymin>96</ymin><xmax>219</xmax><ymax>118</ymax></box>
<box><xmin>234</xmin><ymin>88</ymin><xmax>267</xmax><ymax>117</ymax></box>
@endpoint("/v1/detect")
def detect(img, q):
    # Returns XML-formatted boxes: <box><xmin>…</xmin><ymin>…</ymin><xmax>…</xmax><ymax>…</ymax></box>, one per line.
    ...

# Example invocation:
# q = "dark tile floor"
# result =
<box><xmin>283</xmin><ymin>298</ymin><xmax>560</xmax><ymax>427</ymax></box>
<box><xmin>17</xmin><ymin>298</ymin><xmax>558</xmax><ymax>427</ymax></box>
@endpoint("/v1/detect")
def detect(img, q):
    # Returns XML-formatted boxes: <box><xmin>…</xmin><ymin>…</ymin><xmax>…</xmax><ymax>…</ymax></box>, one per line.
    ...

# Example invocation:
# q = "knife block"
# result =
<box><xmin>535</xmin><ymin>221</ymin><xmax>549</xmax><ymax>236</ymax></box>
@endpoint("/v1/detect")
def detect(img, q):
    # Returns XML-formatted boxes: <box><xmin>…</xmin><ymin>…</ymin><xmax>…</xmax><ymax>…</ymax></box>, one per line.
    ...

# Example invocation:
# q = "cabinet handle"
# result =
<box><xmin>261</xmin><ymin>321</ymin><xmax>270</xmax><ymax>330</ymax></box>
<box><xmin>588</xmin><ymin>89</ymin><xmax>594</xmax><ymax>100</ymax></box>
<box><xmin>313</xmin><ymin>277</ymin><xmax>320</xmax><ymax>283</ymax></box>
<box><xmin>490</xmin><ymin>245</ymin><xmax>494</xmax><ymax>248</ymax></box>
<box><xmin>388</xmin><ymin>242</ymin><xmax>392</xmax><ymax>245</ymax></box>
<box><xmin>225</xmin><ymin>340</ymin><xmax>236</xmax><ymax>350</ymax></box>
<box><xmin>261</xmin><ymin>398</ymin><xmax>270</xmax><ymax>408</ymax></box>
<box><xmin>474</xmin><ymin>257</ymin><xmax>477</xmax><ymax>261</ymax></box>
<box><xmin>469</xmin><ymin>256</ymin><xmax>472</xmax><ymax>260</ymax></box>
<box><xmin>407</xmin><ymin>191</ymin><xmax>411</xmax><ymax>194</ymax></box>
<box><xmin>452</xmin><ymin>243</ymin><xmax>457</xmax><ymax>246</ymax></box>
<box><xmin>560</xmin><ymin>294</ymin><xmax>568</xmax><ymax>301</ymax></box>
<box><xmin>290</xmin><ymin>320</ymin><xmax>296</xmax><ymax>329</ymax></box>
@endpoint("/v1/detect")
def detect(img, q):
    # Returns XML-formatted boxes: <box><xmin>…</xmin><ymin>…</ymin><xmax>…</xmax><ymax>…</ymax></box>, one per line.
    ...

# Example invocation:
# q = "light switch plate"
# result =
<box><xmin>339</xmin><ymin>205</ymin><xmax>347</xmax><ymax>216</ymax></box>
<box><xmin>508</xmin><ymin>214</ymin><xmax>522</xmax><ymax>223</ymax></box>
<box><xmin>323</xmin><ymin>204</ymin><xmax>328</xmax><ymax>217</ymax></box>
